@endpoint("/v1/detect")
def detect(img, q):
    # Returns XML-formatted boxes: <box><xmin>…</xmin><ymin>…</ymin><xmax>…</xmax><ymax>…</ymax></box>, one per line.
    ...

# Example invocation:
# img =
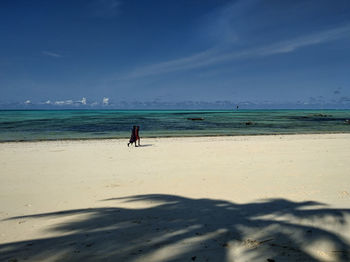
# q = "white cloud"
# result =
<box><xmin>102</xmin><ymin>97</ymin><xmax>109</xmax><ymax>105</ymax></box>
<box><xmin>42</xmin><ymin>51</ymin><xmax>62</xmax><ymax>58</ymax></box>
<box><xmin>42</xmin><ymin>98</ymin><xmax>87</xmax><ymax>106</ymax></box>
<box><xmin>24</xmin><ymin>100</ymin><xmax>31</xmax><ymax>104</ymax></box>
<box><xmin>75</xmin><ymin>97</ymin><xmax>87</xmax><ymax>105</ymax></box>
<box><xmin>54</xmin><ymin>100</ymin><xmax>73</xmax><ymax>105</ymax></box>
<box><xmin>124</xmin><ymin>24</ymin><xmax>350</xmax><ymax>79</ymax></box>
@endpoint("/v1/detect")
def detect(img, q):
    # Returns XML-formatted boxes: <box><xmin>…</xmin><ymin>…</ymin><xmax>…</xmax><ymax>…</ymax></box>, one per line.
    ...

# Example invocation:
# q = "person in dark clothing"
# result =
<box><xmin>135</xmin><ymin>126</ymin><xmax>140</xmax><ymax>146</ymax></box>
<box><xmin>127</xmin><ymin>126</ymin><xmax>137</xmax><ymax>147</ymax></box>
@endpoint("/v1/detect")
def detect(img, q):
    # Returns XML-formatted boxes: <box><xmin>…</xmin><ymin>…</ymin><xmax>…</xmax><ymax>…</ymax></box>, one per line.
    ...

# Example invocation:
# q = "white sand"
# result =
<box><xmin>1</xmin><ymin>134</ymin><xmax>350</xmax><ymax>261</ymax></box>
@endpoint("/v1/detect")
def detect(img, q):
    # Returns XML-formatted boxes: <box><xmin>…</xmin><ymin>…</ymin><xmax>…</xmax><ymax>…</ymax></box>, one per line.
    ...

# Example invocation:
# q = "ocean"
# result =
<box><xmin>0</xmin><ymin>109</ymin><xmax>349</xmax><ymax>142</ymax></box>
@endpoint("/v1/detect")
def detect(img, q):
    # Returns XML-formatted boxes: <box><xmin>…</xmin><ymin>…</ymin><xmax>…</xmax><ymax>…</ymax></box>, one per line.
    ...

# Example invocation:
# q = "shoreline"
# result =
<box><xmin>1</xmin><ymin>130</ymin><xmax>350</xmax><ymax>143</ymax></box>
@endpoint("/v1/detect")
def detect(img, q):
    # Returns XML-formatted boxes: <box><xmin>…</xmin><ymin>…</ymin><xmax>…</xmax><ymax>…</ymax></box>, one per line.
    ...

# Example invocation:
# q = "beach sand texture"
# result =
<box><xmin>1</xmin><ymin>134</ymin><xmax>350</xmax><ymax>261</ymax></box>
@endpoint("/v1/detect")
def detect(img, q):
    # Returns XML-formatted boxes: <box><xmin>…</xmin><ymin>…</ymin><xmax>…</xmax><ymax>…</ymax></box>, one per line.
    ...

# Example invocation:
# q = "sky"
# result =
<box><xmin>1</xmin><ymin>0</ymin><xmax>350</xmax><ymax>108</ymax></box>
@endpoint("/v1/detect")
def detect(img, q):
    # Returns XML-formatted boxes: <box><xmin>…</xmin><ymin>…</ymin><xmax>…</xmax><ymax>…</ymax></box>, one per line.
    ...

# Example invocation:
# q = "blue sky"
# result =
<box><xmin>1</xmin><ymin>0</ymin><xmax>350</xmax><ymax>108</ymax></box>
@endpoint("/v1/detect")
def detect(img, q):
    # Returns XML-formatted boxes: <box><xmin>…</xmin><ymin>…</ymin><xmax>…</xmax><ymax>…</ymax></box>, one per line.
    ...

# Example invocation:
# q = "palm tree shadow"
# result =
<box><xmin>1</xmin><ymin>195</ymin><xmax>350</xmax><ymax>261</ymax></box>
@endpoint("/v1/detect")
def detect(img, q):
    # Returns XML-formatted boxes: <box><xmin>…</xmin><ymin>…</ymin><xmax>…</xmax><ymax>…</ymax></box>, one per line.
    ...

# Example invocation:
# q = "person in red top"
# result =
<box><xmin>135</xmin><ymin>126</ymin><xmax>141</xmax><ymax>146</ymax></box>
<box><xmin>127</xmin><ymin>126</ymin><xmax>137</xmax><ymax>147</ymax></box>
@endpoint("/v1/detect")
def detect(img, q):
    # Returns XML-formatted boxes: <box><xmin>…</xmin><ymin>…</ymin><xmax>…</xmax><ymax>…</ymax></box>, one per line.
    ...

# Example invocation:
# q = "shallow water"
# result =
<box><xmin>0</xmin><ymin>110</ymin><xmax>349</xmax><ymax>141</ymax></box>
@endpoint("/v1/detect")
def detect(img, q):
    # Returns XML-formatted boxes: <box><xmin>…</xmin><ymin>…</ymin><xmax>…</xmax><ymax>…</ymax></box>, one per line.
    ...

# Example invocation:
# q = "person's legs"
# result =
<box><xmin>138</xmin><ymin>138</ymin><xmax>140</xmax><ymax>146</ymax></box>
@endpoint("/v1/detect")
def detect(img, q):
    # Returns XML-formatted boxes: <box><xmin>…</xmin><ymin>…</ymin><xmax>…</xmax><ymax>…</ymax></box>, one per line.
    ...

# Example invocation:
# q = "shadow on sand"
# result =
<box><xmin>137</xmin><ymin>144</ymin><xmax>153</xmax><ymax>147</ymax></box>
<box><xmin>1</xmin><ymin>195</ymin><xmax>350</xmax><ymax>261</ymax></box>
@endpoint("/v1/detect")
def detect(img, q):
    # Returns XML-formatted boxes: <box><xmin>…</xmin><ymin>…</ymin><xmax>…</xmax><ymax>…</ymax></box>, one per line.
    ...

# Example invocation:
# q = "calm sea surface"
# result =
<box><xmin>0</xmin><ymin>110</ymin><xmax>349</xmax><ymax>142</ymax></box>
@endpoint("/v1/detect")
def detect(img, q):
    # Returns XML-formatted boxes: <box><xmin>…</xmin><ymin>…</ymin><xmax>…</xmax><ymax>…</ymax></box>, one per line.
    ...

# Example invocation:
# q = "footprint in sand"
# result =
<box><xmin>339</xmin><ymin>191</ymin><xmax>350</xmax><ymax>199</ymax></box>
<box><xmin>243</xmin><ymin>239</ymin><xmax>261</xmax><ymax>249</ymax></box>
<box><xmin>242</xmin><ymin>238</ymin><xmax>274</xmax><ymax>249</ymax></box>
<box><xmin>106</xmin><ymin>184</ymin><xmax>120</xmax><ymax>188</ymax></box>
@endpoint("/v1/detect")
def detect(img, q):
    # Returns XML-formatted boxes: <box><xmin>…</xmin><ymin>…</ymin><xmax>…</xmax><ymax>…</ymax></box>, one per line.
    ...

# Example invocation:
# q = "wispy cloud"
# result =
<box><xmin>258</xmin><ymin>24</ymin><xmax>350</xmax><ymax>55</ymax></box>
<box><xmin>199</xmin><ymin>0</ymin><xmax>260</xmax><ymax>45</ymax></box>
<box><xmin>88</xmin><ymin>0</ymin><xmax>121</xmax><ymax>18</ymax></box>
<box><xmin>125</xmin><ymin>24</ymin><xmax>350</xmax><ymax>79</ymax></box>
<box><xmin>42</xmin><ymin>51</ymin><xmax>62</xmax><ymax>58</ymax></box>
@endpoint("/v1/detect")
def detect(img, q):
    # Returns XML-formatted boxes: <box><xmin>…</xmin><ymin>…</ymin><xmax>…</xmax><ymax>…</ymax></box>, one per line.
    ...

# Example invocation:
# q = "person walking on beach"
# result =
<box><xmin>135</xmin><ymin>126</ymin><xmax>141</xmax><ymax>146</ymax></box>
<box><xmin>127</xmin><ymin>126</ymin><xmax>137</xmax><ymax>147</ymax></box>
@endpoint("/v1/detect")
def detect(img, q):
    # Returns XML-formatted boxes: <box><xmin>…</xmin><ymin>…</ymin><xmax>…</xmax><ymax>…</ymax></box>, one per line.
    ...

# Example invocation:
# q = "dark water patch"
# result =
<box><xmin>288</xmin><ymin>116</ymin><xmax>345</xmax><ymax>122</ymax></box>
<box><xmin>172</xmin><ymin>111</ymin><xmax>232</xmax><ymax>115</ymax></box>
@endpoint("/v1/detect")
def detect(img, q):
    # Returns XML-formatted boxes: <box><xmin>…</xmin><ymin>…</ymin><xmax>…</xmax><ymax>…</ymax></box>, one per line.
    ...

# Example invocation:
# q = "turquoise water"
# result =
<box><xmin>0</xmin><ymin>110</ymin><xmax>349</xmax><ymax>142</ymax></box>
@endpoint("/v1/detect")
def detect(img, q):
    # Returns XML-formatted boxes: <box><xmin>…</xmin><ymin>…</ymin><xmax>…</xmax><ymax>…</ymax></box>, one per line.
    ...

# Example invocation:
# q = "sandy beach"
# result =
<box><xmin>1</xmin><ymin>133</ymin><xmax>350</xmax><ymax>261</ymax></box>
